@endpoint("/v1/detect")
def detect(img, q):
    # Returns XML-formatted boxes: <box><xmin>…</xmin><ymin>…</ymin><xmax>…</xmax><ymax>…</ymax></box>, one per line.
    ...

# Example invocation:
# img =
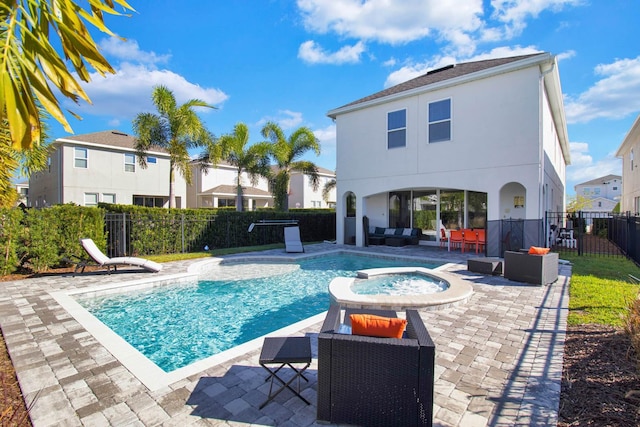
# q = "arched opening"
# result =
<box><xmin>344</xmin><ymin>192</ymin><xmax>357</xmax><ymax>245</ymax></box>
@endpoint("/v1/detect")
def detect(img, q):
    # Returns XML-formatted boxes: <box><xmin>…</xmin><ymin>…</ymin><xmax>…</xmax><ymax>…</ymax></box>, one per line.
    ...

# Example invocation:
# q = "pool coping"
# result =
<box><xmin>329</xmin><ymin>266</ymin><xmax>474</xmax><ymax>310</ymax></box>
<box><xmin>48</xmin><ymin>249</ymin><xmax>444</xmax><ymax>391</ymax></box>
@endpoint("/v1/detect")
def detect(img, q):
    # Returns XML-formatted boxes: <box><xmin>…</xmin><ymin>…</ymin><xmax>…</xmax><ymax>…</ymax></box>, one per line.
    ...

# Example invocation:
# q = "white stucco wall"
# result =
<box><xmin>333</xmin><ymin>59</ymin><xmax>568</xmax><ymax>246</ymax></box>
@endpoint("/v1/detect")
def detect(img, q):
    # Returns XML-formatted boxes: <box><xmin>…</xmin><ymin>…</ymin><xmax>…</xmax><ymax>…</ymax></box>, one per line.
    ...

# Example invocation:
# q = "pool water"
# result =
<box><xmin>78</xmin><ymin>254</ymin><xmax>441</xmax><ymax>372</ymax></box>
<box><xmin>351</xmin><ymin>273</ymin><xmax>448</xmax><ymax>295</ymax></box>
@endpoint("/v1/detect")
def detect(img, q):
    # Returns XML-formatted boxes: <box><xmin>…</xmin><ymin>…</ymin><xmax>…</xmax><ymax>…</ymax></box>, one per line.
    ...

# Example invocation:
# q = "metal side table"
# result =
<box><xmin>259</xmin><ymin>336</ymin><xmax>311</xmax><ymax>409</ymax></box>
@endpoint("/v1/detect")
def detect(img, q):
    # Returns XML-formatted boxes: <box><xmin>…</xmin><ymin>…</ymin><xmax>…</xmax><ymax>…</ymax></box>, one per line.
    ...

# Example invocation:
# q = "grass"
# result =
<box><xmin>144</xmin><ymin>243</ymin><xmax>286</xmax><ymax>263</ymax></box>
<box><xmin>562</xmin><ymin>253</ymin><xmax>640</xmax><ymax>326</ymax></box>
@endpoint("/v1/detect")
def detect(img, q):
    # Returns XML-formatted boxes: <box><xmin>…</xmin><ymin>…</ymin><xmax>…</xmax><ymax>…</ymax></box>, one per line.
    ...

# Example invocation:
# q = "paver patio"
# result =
<box><xmin>0</xmin><ymin>243</ymin><xmax>569</xmax><ymax>426</ymax></box>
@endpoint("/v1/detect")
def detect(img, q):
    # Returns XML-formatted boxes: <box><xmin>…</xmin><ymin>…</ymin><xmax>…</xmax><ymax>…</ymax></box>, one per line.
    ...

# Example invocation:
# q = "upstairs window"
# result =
<box><xmin>147</xmin><ymin>156</ymin><xmax>157</xmax><ymax>164</ymax></box>
<box><xmin>125</xmin><ymin>153</ymin><xmax>136</xmax><ymax>172</ymax></box>
<box><xmin>428</xmin><ymin>99</ymin><xmax>451</xmax><ymax>143</ymax></box>
<box><xmin>74</xmin><ymin>147</ymin><xmax>87</xmax><ymax>168</ymax></box>
<box><xmin>387</xmin><ymin>109</ymin><xmax>406</xmax><ymax>149</ymax></box>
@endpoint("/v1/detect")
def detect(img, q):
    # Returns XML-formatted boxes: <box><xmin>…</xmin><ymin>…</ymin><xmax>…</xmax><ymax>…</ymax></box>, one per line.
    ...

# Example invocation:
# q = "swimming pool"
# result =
<box><xmin>75</xmin><ymin>253</ymin><xmax>442</xmax><ymax>373</ymax></box>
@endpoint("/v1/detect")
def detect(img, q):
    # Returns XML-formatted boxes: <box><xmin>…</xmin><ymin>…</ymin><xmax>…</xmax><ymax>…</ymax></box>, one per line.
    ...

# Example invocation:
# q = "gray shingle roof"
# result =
<box><xmin>57</xmin><ymin>130</ymin><xmax>168</xmax><ymax>154</ymax></box>
<box><xmin>330</xmin><ymin>53</ymin><xmax>544</xmax><ymax>113</ymax></box>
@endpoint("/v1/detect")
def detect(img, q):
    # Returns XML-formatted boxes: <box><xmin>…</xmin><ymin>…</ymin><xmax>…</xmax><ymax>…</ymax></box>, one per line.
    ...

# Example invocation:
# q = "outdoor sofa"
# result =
<box><xmin>503</xmin><ymin>250</ymin><xmax>559</xmax><ymax>285</ymax></box>
<box><xmin>367</xmin><ymin>226</ymin><xmax>422</xmax><ymax>246</ymax></box>
<box><xmin>317</xmin><ymin>305</ymin><xmax>435</xmax><ymax>426</ymax></box>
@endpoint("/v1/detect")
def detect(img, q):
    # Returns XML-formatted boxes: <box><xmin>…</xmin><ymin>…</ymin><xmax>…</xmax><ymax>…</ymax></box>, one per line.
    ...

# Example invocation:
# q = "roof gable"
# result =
<box><xmin>328</xmin><ymin>53</ymin><xmax>545</xmax><ymax>115</ymax></box>
<box><xmin>56</xmin><ymin>130</ymin><xmax>168</xmax><ymax>155</ymax></box>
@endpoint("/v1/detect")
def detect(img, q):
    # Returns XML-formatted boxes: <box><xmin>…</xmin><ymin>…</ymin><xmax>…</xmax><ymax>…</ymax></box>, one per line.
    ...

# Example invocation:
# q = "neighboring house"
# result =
<box><xmin>327</xmin><ymin>52</ymin><xmax>570</xmax><ymax>256</ymax></box>
<box><xmin>29</xmin><ymin>130</ymin><xmax>186</xmax><ymax>208</ymax></box>
<box><xmin>581</xmin><ymin>196</ymin><xmax>618</xmax><ymax>212</ymax></box>
<box><xmin>187</xmin><ymin>161</ymin><xmax>273</xmax><ymax>209</ymax></box>
<box><xmin>14</xmin><ymin>182</ymin><xmax>28</xmax><ymax>206</ymax></box>
<box><xmin>616</xmin><ymin>115</ymin><xmax>640</xmax><ymax>214</ymax></box>
<box><xmin>574</xmin><ymin>174</ymin><xmax>621</xmax><ymax>206</ymax></box>
<box><xmin>288</xmin><ymin>167</ymin><xmax>336</xmax><ymax>209</ymax></box>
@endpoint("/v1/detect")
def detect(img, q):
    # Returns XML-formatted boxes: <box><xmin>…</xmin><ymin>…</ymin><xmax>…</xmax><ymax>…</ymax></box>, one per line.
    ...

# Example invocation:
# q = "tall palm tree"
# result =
<box><xmin>1</xmin><ymin>0</ymin><xmax>134</xmax><ymax>151</ymax></box>
<box><xmin>261</xmin><ymin>121</ymin><xmax>321</xmax><ymax>212</ymax></box>
<box><xmin>216</xmin><ymin>123</ymin><xmax>271</xmax><ymax>212</ymax></box>
<box><xmin>322</xmin><ymin>177</ymin><xmax>336</xmax><ymax>204</ymax></box>
<box><xmin>133</xmin><ymin>85</ymin><xmax>215</xmax><ymax>208</ymax></box>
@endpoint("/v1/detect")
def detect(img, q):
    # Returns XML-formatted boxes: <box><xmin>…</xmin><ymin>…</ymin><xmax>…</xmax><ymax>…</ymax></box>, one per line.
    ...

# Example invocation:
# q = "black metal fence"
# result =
<box><xmin>545</xmin><ymin>211</ymin><xmax>625</xmax><ymax>258</ymax></box>
<box><xmin>104</xmin><ymin>211</ymin><xmax>336</xmax><ymax>258</ymax></box>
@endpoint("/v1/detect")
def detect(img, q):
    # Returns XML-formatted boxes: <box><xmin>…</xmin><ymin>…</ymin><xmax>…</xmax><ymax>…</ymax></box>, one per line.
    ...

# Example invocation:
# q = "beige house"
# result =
<box><xmin>616</xmin><ymin>114</ymin><xmax>640</xmax><ymax>214</ymax></box>
<box><xmin>187</xmin><ymin>161</ymin><xmax>273</xmax><ymax>209</ymax></box>
<box><xmin>288</xmin><ymin>167</ymin><xmax>337</xmax><ymax>209</ymax></box>
<box><xmin>29</xmin><ymin>130</ymin><xmax>186</xmax><ymax>208</ymax></box>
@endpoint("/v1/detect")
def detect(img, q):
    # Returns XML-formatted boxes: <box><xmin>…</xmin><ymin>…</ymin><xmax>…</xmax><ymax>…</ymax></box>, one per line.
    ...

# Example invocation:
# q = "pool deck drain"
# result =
<box><xmin>0</xmin><ymin>243</ymin><xmax>569</xmax><ymax>426</ymax></box>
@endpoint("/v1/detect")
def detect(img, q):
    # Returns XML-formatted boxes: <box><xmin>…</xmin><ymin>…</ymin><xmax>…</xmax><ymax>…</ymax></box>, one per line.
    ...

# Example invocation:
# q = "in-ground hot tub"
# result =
<box><xmin>329</xmin><ymin>266</ymin><xmax>473</xmax><ymax>311</ymax></box>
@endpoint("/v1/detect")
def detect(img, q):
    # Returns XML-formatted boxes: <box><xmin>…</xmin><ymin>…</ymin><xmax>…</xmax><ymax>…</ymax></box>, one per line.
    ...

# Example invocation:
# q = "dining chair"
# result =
<box><xmin>462</xmin><ymin>229</ymin><xmax>478</xmax><ymax>253</ymax></box>
<box><xmin>439</xmin><ymin>228</ymin><xmax>448</xmax><ymax>248</ymax></box>
<box><xmin>449</xmin><ymin>230</ymin><xmax>463</xmax><ymax>251</ymax></box>
<box><xmin>476</xmin><ymin>229</ymin><xmax>486</xmax><ymax>253</ymax></box>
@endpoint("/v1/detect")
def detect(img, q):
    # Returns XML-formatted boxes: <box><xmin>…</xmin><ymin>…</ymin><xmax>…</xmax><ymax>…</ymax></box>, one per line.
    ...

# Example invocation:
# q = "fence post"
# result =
<box><xmin>576</xmin><ymin>211</ymin><xmax>581</xmax><ymax>256</ymax></box>
<box><xmin>122</xmin><ymin>212</ymin><xmax>127</xmax><ymax>256</ymax></box>
<box><xmin>181</xmin><ymin>213</ymin><xmax>185</xmax><ymax>253</ymax></box>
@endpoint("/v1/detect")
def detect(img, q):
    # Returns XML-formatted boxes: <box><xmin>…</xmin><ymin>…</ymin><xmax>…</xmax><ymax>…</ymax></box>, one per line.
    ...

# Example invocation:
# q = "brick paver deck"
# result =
<box><xmin>0</xmin><ymin>243</ymin><xmax>569</xmax><ymax>426</ymax></box>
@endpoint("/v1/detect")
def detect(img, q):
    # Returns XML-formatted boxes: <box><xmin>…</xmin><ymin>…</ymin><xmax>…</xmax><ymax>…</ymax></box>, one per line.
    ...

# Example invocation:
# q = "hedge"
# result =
<box><xmin>0</xmin><ymin>204</ymin><xmax>337</xmax><ymax>275</ymax></box>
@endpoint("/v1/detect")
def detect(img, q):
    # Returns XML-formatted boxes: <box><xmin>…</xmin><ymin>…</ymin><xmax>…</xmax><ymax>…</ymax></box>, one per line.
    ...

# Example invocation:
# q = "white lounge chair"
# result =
<box><xmin>76</xmin><ymin>238</ymin><xmax>163</xmax><ymax>274</ymax></box>
<box><xmin>284</xmin><ymin>226</ymin><xmax>304</xmax><ymax>253</ymax></box>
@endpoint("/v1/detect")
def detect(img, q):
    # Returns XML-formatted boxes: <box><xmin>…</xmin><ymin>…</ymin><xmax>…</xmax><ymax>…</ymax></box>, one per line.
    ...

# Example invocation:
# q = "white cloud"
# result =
<box><xmin>490</xmin><ymin>0</ymin><xmax>584</xmax><ymax>38</ymax></box>
<box><xmin>314</xmin><ymin>123</ymin><xmax>336</xmax><ymax>149</ymax></box>
<box><xmin>566</xmin><ymin>142</ymin><xmax>621</xmax><ymax>188</ymax></box>
<box><xmin>565</xmin><ymin>56</ymin><xmax>640</xmax><ymax>124</ymax></box>
<box><xmin>257</xmin><ymin>110</ymin><xmax>305</xmax><ymax>130</ymax></box>
<box><xmin>100</xmin><ymin>37</ymin><xmax>171</xmax><ymax>65</ymax></box>
<box><xmin>383</xmin><ymin>45</ymin><xmax>540</xmax><ymax>87</ymax></box>
<box><xmin>296</xmin><ymin>0</ymin><xmax>582</xmax><ymax>59</ymax></box>
<box><xmin>298</xmin><ymin>40</ymin><xmax>366</xmax><ymax>64</ymax></box>
<box><xmin>297</xmin><ymin>0</ymin><xmax>482</xmax><ymax>46</ymax></box>
<box><xmin>66</xmin><ymin>63</ymin><xmax>229</xmax><ymax>119</ymax></box>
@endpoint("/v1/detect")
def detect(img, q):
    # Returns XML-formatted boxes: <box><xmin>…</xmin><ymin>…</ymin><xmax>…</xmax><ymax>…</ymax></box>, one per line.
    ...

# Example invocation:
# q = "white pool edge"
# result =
<box><xmin>49</xmin><ymin>250</ymin><xmax>452</xmax><ymax>391</ymax></box>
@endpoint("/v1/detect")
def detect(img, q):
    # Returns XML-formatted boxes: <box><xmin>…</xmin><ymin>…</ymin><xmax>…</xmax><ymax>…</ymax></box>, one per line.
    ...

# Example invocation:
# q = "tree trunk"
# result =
<box><xmin>169</xmin><ymin>163</ymin><xmax>176</xmax><ymax>208</ymax></box>
<box><xmin>236</xmin><ymin>170</ymin><xmax>244</xmax><ymax>212</ymax></box>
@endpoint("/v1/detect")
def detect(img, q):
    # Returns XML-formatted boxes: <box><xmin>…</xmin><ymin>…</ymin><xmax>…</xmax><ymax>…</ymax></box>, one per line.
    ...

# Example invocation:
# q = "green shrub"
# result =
<box><xmin>0</xmin><ymin>208</ymin><xmax>24</xmax><ymax>275</ymax></box>
<box><xmin>624</xmin><ymin>296</ymin><xmax>640</xmax><ymax>370</ymax></box>
<box><xmin>22</xmin><ymin>208</ymin><xmax>59</xmax><ymax>272</ymax></box>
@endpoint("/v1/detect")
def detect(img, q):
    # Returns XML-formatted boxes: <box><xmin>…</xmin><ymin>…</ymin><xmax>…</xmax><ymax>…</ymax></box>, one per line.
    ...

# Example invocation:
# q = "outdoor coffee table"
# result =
<box><xmin>259</xmin><ymin>336</ymin><xmax>311</xmax><ymax>409</ymax></box>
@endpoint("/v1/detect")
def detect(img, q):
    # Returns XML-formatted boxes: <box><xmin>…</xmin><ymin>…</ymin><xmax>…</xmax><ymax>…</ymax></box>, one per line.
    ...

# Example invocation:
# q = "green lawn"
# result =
<box><xmin>562</xmin><ymin>253</ymin><xmax>640</xmax><ymax>327</ymax></box>
<box><xmin>144</xmin><ymin>243</ymin><xmax>286</xmax><ymax>263</ymax></box>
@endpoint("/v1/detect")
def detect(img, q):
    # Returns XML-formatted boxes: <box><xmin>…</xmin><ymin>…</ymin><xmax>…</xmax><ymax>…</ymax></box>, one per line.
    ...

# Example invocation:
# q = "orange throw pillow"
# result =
<box><xmin>528</xmin><ymin>246</ymin><xmax>550</xmax><ymax>255</ymax></box>
<box><xmin>350</xmin><ymin>314</ymin><xmax>407</xmax><ymax>339</ymax></box>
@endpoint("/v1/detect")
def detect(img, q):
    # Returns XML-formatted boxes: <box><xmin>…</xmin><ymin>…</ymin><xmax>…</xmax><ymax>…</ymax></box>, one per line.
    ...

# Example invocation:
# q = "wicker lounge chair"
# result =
<box><xmin>317</xmin><ymin>305</ymin><xmax>435</xmax><ymax>426</ymax></box>
<box><xmin>76</xmin><ymin>238</ymin><xmax>163</xmax><ymax>274</ymax></box>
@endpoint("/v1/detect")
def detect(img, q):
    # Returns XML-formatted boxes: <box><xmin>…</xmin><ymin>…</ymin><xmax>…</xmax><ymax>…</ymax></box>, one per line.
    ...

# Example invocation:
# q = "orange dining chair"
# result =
<box><xmin>449</xmin><ymin>230</ymin><xmax>463</xmax><ymax>251</ymax></box>
<box><xmin>476</xmin><ymin>229</ymin><xmax>486</xmax><ymax>253</ymax></box>
<box><xmin>439</xmin><ymin>228</ymin><xmax>448</xmax><ymax>248</ymax></box>
<box><xmin>462</xmin><ymin>229</ymin><xmax>478</xmax><ymax>253</ymax></box>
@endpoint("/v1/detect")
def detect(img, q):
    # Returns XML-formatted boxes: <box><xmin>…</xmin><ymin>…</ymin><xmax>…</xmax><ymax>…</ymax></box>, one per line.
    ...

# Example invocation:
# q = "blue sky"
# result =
<box><xmin>45</xmin><ymin>0</ymin><xmax>640</xmax><ymax>197</ymax></box>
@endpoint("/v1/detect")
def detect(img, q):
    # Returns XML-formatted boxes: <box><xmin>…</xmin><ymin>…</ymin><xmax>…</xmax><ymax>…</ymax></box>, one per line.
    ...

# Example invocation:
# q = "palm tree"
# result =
<box><xmin>216</xmin><ymin>123</ymin><xmax>271</xmax><ymax>212</ymax></box>
<box><xmin>261</xmin><ymin>121</ymin><xmax>321</xmax><ymax>211</ymax></box>
<box><xmin>322</xmin><ymin>178</ymin><xmax>336</xmax><ymax>204</ymax></box>
<box><xmin>133</xmin><ymin>85</ymin><xmax>215</xmax><ymax>208</ymax></box>
<box><xmin>1</xmin><ymin>0</ymin><xmax>134</xmax><ymax>151</ymax></box>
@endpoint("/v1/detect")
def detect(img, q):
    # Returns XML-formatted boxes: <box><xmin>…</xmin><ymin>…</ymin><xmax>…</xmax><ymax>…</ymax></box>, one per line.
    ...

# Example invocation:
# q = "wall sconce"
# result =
<box><xmin>514</xmin><ymin>196</ymin><xmax>524</xmax><ymax>208</ymax></box>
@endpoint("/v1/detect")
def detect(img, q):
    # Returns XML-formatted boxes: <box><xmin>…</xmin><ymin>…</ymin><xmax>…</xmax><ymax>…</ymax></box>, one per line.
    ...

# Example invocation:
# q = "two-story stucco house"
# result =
<box><xmin>29</xmin><ymin>130</ymin><xmax>186</xmax><ymax>208</ymax></box>
<box><xmin>187</xmin><ymin>161</ymin><xmax>273</xmax><ymax>209</ymax></box>
<box><xmin>616</xmin><ymin>114</ymin><xmax>640</xmax><ymax>214</ymax></box>
<box><xmin>328</xmin><ymin>52</ymin><xmax>570</xmax><ymax>256</ymax></box>
<box><xmin>573</xmin><ymin>174</ymin><xmax>621</xmax><ymax>212</ymax></box>
<box><xmin>288</xmin><ymin>167</ymin><xmax>336</xmax><ymax>209</ymax></box>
